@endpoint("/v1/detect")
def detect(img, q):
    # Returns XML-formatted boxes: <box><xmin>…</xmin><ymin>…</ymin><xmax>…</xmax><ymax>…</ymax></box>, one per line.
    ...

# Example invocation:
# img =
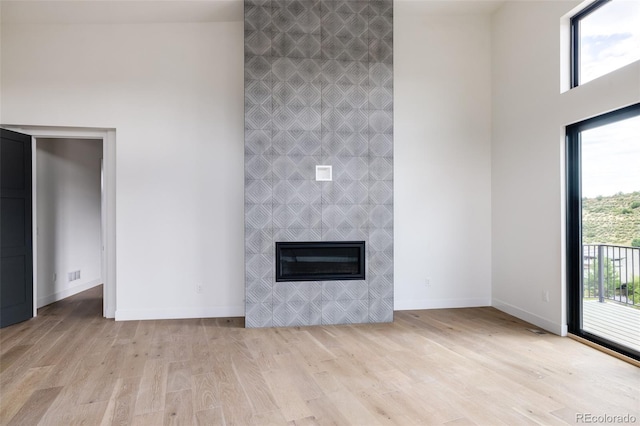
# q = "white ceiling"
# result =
<box><xmin>0</xmin><ymin>0</ymin><xmax>505</xmax><ymax>25</ymax></box>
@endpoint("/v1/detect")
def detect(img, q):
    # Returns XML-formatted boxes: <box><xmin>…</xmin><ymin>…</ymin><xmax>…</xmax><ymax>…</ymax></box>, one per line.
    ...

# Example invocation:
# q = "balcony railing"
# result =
<box><xmin>583</xmin><ymin>244</ymin><xmax>640</xmax><ymax>307</ymax></box>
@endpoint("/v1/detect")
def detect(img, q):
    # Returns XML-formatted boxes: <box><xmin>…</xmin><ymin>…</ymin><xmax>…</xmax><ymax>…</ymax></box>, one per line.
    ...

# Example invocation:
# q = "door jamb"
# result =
<box><xmin>3</xmin><ymin>125</ymin><xmax>116</xmax><ymax>318</ymax></box>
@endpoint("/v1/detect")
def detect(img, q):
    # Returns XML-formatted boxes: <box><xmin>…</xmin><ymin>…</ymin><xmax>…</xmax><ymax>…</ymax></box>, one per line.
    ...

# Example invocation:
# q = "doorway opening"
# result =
<box><xmin>567</xmin><ymin>103</ymin><xmax>640</xmax><ymax>360</ymax></box>
<box><xmin>36</xmin><ymin>138</ymin><xmax>103</xmax><ymax>310</ymax></box>
<box><xmin>3</xmin><ymin>126</ymin><xmax>116</xmax><ymax>319</ymax></box>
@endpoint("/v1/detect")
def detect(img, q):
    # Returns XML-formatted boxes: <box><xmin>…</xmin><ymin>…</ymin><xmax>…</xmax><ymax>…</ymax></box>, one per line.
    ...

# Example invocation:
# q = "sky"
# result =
<box><xmin>582</xmin><ymin>114</ymin><xmax>640</xmax><ymax>198</ymax></box>
<box><xmin>579</xmin><ymin>0</ymin><xmax>640</xmax><ymax>198</ymax></box>
<box><xmin>580</xmin><ymin>0</ymin><xmax>640</xmax><ymax>84</ymax></box>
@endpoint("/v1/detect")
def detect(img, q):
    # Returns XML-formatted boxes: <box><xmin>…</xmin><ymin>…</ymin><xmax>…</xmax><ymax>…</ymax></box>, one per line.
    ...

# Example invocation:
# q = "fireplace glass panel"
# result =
<box><xmin>276</xmin><ymin>242</ymin><xmax>365</xmax><ymax>282</ymax></box>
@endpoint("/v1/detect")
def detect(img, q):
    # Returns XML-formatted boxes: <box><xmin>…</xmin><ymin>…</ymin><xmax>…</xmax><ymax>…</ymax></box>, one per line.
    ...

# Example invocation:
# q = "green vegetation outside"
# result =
<box><xmin>582</xmin><ymin>191</ymin><xmax>640</xmax><ymax>246</ymax></box>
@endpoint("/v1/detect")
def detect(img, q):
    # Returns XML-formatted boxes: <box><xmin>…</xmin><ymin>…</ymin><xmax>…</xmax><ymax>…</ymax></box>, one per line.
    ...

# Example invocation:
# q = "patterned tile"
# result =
<box><xmin>246</xmin><ymin>79</ymin><xmax>272</xmax><ymax>106</ymax></box>
<box><xmin>245</xmin><ymin>4</ymin><xmax>272</xmax><ymax>32</ymax></box>
<box><xmin>273</xmin><ymin>203</ymin><xmax>322</xmax><ymax>228</ymax></box>
<box><xmin>322</xmin><ymin>280</ymin><xmax>368</xmax><ymax>301</ymax></box>
<box><xmin>310</xmin><ymin>300</ymin><xmax>322</xmax><ymax>325</ymax></box>
<box><xmin>246</xmin><ymin>278</ymin><xmax>273</xmax><ymax>303</ymax></box>
<box><xmin>368</xmin><ymin>250</ymin><xmax>393</xmax><ymax>276</ymax></box>
<box><xmin>245</xmin><ymin>30</ymin><xmax>272</xmax><ymax>56</ymax></box>
<box><xmin>323</xmin><ymin>156</ymin><xmax>368</xmax><ymax>181</ymax></box>
<box><xmin>246</xmin><ymin>253</ymin><xmax>274</xmax><ymax>281</ymax></box>
<box><xmin>245</xmin><ymin>179</ymin><xmax>273</xmax><ymax>204</ymax></box>
<box><xmin>368</xmin><ymin>86</ymin><xmax>393</xmax><ymax>111</ymax></box>
<box><xmin>245</xmin><ymin>55</ymin><xmax>272</xmax><ymax>81</ymax></box>
<box><xmin>321</xmin><ymin>35</ymin><xmax>368</xmax><ymax>61</ymax></box>
<box><xmin>369</xmin><ymin>38</ymin><xmax>393</xmax><ymax>63</ymax></box>
<box><xmin>245</xmin><ymin>129</ymin><xmax>273</xmax><ymax>155</ymax></box>
<box><xmin>368</xmin><ymin>15</ymin><xmax>393</xmax><ymax>40</ymax></box>
<box><xmin>273</xmin><ymin>58</ymin><xmax>322</xmax><ymax>83</ymax></box>
<box><xmin>278</xmin><ymin>5</ymin><xmax>321</xmax><ymax>34</ymax></box>
<box><xmin>322</xmin><ymin>108</ymin><xmax>368</xmax><ymax>133</ymax></box>
<box><xmin>245</xmin><ymin>303</ymin><xmax>273</xmax><ymax>328</ymax></box>
<box><xmin>321</xmin><ymin>84</ymin><xmax>368</xmax><ymax>109</ymax></box>
<box><xmin>244</xmin><ymin>0</ymin><xmax>393</xmax><ymax>328</ymax></box>
<box><xmin>273</xmin><ymin>179</ymin><xmax>322</xmax><ymax>205</ymax></box>
<box><xmin>246</xmin><ymin>0</ymin><xmax>270</xmax><ymax>7</ymax></box>
<box><xmin>322</xmin><ymin>12</ymin><xmax>367</xmax><ymax>39</ymax></box>
<box><xmin>369</xmin><ymin>274</ymin><xmax>394</xmax><ymax>299</ymax></box>
<box><xmin>272</xmin><ymin>105</ymin><xmax>321</xmax><ymax>132</ymax></box>
<box><xmin>245</xmin><ymin>155</ymin><xmax>272</xmax><ymax>180</ymax></box>
<box><xmin>322</xmin><ymin>132</ymin><xmax>368</xmax><ymax>157</ymax></box>
<box><xmin>245</xmin><ymin>203</ymin><xmax>272</xmax><ymax>229</ymax></box>
<box><xmin>321</xmin><ymin>204</ymin><xmax>368</xmax><ymax>229</ymax></box>
<box><xmin>273</xmin><ymin>228</ymin><xmax>322</xmax><ymax>242</ymax></box>
<box><xmin>321</xmin><ymin>299</ymin><xmax>368</xmax><ymax>325</ymax></box>
<box><xmin>273</xmin><ymin>130</ymin><xmax>321</xmax><ymax>156</ymax></box>
<box><xmin>368</xmin><ymin>110</ymin><xmax>393</xmax><ymax>134</ymax></box>
<box><xmin>369</xmin><ymin>156</ymin><xmax>393</xmax><ymax>181</ymax></box>
<box><xmin>369</xmin><ymin>204</ymin><xmax>393</xmax><ymax>228</ymax></box>
<box><xmin>245</xmin><ymin>227</ymin><xmax>274</xmax><ymax>254</ymax></box>
<box><xmin>369</xmin><ymin>62</ymin><xmax>393</xmax><ymax>87</ymax></box>
<box><xmin>274</xmin><ymin>281</ymin><xmax>322</xmax><ymax>303</ymax></box>
<box><xmin>321</xmin><ymin>60</ymin><xmax>368</xmax><ymax>85</ymax></box>
<box><xmin>369</xmin><ymin>180</ymin><xmax>393</xmax><ymax>205</ymax></box>
<box><xmin>272</xmin><ymin>155</ymin><xmax>320</xmax><ymax>180</ymax></box>
<box><xmin>245</xmin><ymin>102</ymin><xmax>272</xmax><ymax>130</ymax></box>
<box><xmin>368</xmin><ymin>298</ymin><xmax>393</xmax><ymax>323</ymax></box>
<box><xmin>367</xmin><ymin>0</ymin><xmax>393</xmax><ymax>17</ymax></box>
<box><xmin>368</xmin><ymin>228</ymin><xmax>393</xmax><ymax>251</ymax></box>
<box><xmin>321</xmin><ymin>180</ymin><xmax>368</xmax><ymax>205</ymax></box>
<box><xmin>273</xmin><ymin>81</ymin><xmax>321</xmax><ymax>108</ymax></box>
<box><xmin>322</xmin><ymin>1</ymin><xmax>369</xmax><ymax>14</ymax></box>
<box><xmin>273</xmin><ymin>33</ymin><xmax>321</xmax><ymax>59</ymax></box>
<box><xmin>368</xmin><ymin>133</ymin><xmax>392</xmax><ymax>157</ymax></box>
<box><xmin>273</xmin><ymin>301</ymin><xmax>311</xmax><ymax>327</ymax></box>
<box><xmin>321</xmin><ymin>227</ymin><xmax>367</xmax><ymax>241</ymax></box>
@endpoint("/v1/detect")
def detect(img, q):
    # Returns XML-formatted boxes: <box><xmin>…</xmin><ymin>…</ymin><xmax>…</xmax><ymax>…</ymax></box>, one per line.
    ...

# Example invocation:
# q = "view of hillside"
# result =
<box><xmin>582</xmin><ymin>191</ymin><xmax>640</xmax><ymax>246</ymax></box>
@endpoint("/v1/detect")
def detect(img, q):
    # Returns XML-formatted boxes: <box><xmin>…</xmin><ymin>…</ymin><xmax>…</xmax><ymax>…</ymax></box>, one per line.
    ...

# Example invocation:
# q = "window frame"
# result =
<box><xmin>570</xmin><ymin>0</ymin><xmax>611</xmax><ymax>88</ymax></box>
<box><xmin>566</xmin><ymin>102</ymin><xmax>640</xmax><ymax>361</ymax></box>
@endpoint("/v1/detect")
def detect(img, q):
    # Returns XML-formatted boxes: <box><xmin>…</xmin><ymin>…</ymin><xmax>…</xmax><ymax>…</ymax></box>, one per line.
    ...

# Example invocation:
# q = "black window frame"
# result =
<box><xmin>566</xmin><ymin>102</ymin><xmax>640</xmax><ymax>361</ymax></box>
<box><xmin>570</xmin><ymin>0</ymin><xmax>611</xmax><ymax>88</ymax></box>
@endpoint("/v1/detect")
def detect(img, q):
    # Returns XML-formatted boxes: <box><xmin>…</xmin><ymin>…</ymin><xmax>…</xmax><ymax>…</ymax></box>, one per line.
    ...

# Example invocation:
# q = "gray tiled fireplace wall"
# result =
<box><xmin>244</xmin><ymin>0</ymin><xmax>393</xmax><ymax>327</ymax></box>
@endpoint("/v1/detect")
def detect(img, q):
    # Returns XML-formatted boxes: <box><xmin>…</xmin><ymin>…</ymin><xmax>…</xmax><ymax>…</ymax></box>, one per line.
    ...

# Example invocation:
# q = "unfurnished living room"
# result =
<box><xmin>1</xmin><ymin>0</ymin><xmax>639</xmax><ymax>425</ymax></box>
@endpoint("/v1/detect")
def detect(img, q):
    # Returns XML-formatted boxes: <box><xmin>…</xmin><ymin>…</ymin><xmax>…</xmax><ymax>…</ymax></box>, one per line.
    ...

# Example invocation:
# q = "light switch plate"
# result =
<box><xmin>316</xmin><ymin>165</ymin><xmax>332</xmax><ymax>181</ymax></box>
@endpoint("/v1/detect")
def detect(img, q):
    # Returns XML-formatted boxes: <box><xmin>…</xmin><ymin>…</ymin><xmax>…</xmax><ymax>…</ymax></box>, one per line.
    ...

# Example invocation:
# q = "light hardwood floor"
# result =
<box><xmin>1</xmin><ymin>286</ymin><xmax>638</xmax><ymax>425</ymax></box>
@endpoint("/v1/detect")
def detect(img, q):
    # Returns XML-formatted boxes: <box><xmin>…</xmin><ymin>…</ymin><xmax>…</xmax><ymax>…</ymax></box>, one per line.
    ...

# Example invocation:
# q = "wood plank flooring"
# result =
<box><xmin>1</xmin><ymin>286</ymin><xmax>638</xmax><ymax>425</ymax></box>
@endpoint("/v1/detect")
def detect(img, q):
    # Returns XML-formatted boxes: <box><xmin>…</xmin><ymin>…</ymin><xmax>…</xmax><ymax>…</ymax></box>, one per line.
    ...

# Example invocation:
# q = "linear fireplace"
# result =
<box><xmin>276</xmin><ymin>242</ymin><xmax>365</xmax><ymax>282</ymax></box>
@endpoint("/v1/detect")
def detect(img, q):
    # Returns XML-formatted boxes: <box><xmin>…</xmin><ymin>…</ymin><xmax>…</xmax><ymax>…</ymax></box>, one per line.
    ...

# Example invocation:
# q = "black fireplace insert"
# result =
<box><xmin>276</xmin><ymin>241</ymin><xmax>365</xmax><ymax>282</ymax></box>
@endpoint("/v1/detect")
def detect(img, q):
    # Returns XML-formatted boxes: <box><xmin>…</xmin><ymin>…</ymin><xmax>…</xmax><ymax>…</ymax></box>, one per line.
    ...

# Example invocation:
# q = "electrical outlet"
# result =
<box><xmin>53</xmin><ymin>273</ymin><xmax>57</xmax><ymax>283</ymax></box>
<box><xmin>542</xmin><ymin>290</ymin><xmax>550</xmax><ymax>302</ymax></box>
<box><xmin>425</xmin><ymin>278</ymin><xmax>431</xmax><ymax>288</ymax></box>
<box><xmin>196</xmin><ymin>284</ymin><xmax>203</xmax><ymax>294</ymax></box>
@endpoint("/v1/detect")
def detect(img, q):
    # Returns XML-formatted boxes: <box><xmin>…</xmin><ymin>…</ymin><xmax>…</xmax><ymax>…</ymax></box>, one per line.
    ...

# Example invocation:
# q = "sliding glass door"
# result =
<box><xmin>567</xmin><ymin>103</ymin><xmax>640</xmax><ymax>360</ymax></box>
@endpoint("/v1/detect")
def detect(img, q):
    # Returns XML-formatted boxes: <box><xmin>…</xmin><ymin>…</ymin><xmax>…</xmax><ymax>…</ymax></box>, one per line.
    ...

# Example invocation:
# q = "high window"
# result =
<box><xmin>571</xmin><ymin>0</ymin><xmax>640</xmax><ymax>87</ymax></box>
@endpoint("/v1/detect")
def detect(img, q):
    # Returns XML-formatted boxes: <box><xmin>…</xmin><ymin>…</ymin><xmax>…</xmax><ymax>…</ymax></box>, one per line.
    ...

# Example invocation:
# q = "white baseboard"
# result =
<box><xmin>492</xmin><ymin>298</ymin><xmax>568</xmax><ymax>336</ymax></box>
<box><xmin>115</xmin><ymin>306</ymin><xmax>245</xmax><ymax>321</ymax></box>
<box><xmin>394</xmin><ymin>297</ymin><xmax>491</xmax><ymax>311</ymax></box>
<box><xmin>37</xmin><ymin>279</ymin><xmax>102</xmax><ymax>308</ymax></box>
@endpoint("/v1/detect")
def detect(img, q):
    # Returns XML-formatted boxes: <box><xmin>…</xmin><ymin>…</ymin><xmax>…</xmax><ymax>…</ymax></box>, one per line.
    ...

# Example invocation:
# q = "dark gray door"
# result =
<box><xmin>1</xmin><ymin>129</ymin><xmax>33</xmax><ymax>328</ymax></box>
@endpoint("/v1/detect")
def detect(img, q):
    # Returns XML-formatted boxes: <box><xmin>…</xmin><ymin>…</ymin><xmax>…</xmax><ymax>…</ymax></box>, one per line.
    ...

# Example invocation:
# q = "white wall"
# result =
<box><xmin>1</xmin><ymin>20</ymin><xmax>246</xmax><ymax>319</ymax></box>
<box><xmin>2</xmin><ymin>4</ymin><xmax>496</xmax><ymax>319</ymax></box>
<box><xmin>394</xmin><ymin>4</ymin><xmax>493</xmax><ymax>309</ymax></box>
<box><xmin>491</xmin><ymin>1</ymin><xmax>640</xmax><ymax>334</ymax></box>
<box><xmin>36</xmin><ymin>138</ymin><xmax>102</xmax><ymax>306</ymax></box>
